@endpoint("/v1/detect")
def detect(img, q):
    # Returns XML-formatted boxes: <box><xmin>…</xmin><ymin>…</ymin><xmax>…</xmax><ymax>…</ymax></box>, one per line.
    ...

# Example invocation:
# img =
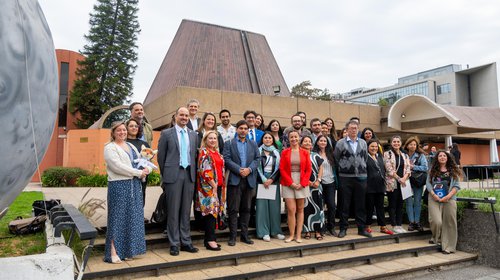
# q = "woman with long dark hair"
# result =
<box><xmin>383</xmin><ymin>135</ymin><xmax>411</xmax><ymax>234</ymax></box>
<box><xmin>265</xmin><ymin>119</ymin><xmax>284</xmax><ymax>151</ymax></box>
<box><xmin>256</xmin><ymin>132</ymin><xmax>284</xmax><ymax>241</ymax></box>
<box><xmin>403</xmin><ymin>136</ymin><xmax>428</xmax><ymax>232</ymax></box>
<box><xmin>426</xmin><ymin>150</ymin><xmax>461</xmax><ymax>254</ymax></box>
<box><xmin>365</xmin><ymin>138</ymin><xmax>393</xmax><ymax>235</ymax></box>
<box><xmin>302</xmin><ymin>136</ymin><xmax>325</xmax><ymax>240</ymax></box>
<box><xmin>324</xmin><ymin>117</ymin><xmax>338</xmax><ymax>148</ymax></box>
<box><xmin>313</xmin><ymin>135</ymin><xmax>338</xmax><ymax>236</ymax></box>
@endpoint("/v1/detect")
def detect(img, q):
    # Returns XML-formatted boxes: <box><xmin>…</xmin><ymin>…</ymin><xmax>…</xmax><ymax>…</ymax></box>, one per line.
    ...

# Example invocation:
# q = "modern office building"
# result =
<box><xmin>345</xmin><ymin>63</ymin><xmax>499</xmax><ymax>107</ymax></box>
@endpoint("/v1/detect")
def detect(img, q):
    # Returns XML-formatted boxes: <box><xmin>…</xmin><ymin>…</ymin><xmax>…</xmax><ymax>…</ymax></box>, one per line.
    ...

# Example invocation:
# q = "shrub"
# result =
<box><xmin>456</xmin><ymin>189</ymin><xmax>500</xmax><ymax>222</ymax></box>
<box><xmin>41</xmin><ymin>167</ymin><xmax>89</xmax><ymax>187</ymax></box>
<box><xmin>76</xmin><ymin>174</ymin><xmax>108</xmax><ymax>188</ymax></box>
<box><xmin>147</xmin><ymin>171</ymin><xmax>161</xmax><ymax>186</ymax></box>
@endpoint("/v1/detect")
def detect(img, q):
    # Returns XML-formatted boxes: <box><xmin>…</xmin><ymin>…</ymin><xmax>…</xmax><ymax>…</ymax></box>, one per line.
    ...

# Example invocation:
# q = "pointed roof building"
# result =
<box><xmin>144</xmin><ymin>19</ymin><xmax>290</xmax><ymax>105</ymax></box>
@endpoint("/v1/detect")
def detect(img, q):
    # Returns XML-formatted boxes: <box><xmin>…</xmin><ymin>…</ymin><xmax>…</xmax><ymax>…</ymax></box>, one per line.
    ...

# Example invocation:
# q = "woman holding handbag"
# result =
<box><xmin>404</xmin><ymin>136</ymin><xmax>428</xmax><ymax>232</ymax></box>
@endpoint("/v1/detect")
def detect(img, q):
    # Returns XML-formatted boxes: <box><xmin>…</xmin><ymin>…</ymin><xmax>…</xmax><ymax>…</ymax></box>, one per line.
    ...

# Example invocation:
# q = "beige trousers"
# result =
<box><xmin>428</xmin><ymin>193</ymin><xmax>458</xmax><ymax>252</ymax></box>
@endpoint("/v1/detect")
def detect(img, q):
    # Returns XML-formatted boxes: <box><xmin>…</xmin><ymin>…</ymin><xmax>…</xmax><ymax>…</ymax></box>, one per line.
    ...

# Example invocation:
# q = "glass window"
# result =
<box><xmin>58</xmin><ymin>62</ymin><xmax>69</xmax><ymax>127</ymax></box>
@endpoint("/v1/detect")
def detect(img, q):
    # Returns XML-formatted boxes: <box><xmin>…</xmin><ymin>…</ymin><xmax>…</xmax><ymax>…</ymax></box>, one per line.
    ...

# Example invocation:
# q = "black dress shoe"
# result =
<box><xmin>170</xmin><ymin>246</ymin><xmax>179</xmax><ymax>256</ymax></box>
<box><xmin>358</xmin><ymin>230</ymin><xmax>373</xmax><ymax>238</ymax></box>
<box><xmin>205</xmin><ymin>244</ymin><xmax>222</xmax><ymax>251</ymax></box>
<box><xmin>228</xmin><ymin>238</ymin><xmax>236</xmax><ymax>246</ymax></box>
<box><xmin>241</xmin><ymin>236</ymin><xmax>254</xmax><ymax>244</ymax></box>
<box><xmin>338</xmin><ymin>229</ymin><xmax>347</xmax><ymax>238</ymax></box>
<box><xmin>180</xmin><ymin>244</ymin><xmax>199</xmax><ymax>253</ymax></box>
<box><xmin>327</xmin><ymin>228</ymin><xmax>338</xmax><ymax>237</ymax></box>
<box><xmin>204</xmin><ymin>241</ymin><xmax>221</xmax><ymax>248</ymax></box>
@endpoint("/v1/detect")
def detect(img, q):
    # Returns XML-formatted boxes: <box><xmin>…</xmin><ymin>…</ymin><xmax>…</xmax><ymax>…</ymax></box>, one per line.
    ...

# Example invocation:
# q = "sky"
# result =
<box><xmin>38</xmin><ymin>0</ymin><xmax>500</xmax><ymax>103</ymax></box>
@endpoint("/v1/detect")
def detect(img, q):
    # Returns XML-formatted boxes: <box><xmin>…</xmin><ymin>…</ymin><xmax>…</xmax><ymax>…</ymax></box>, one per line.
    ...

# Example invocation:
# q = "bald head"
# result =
<box><xmin>176</xmin><ymin>107</ymin><xmax>189</xmax><ymax>127</ymax></box>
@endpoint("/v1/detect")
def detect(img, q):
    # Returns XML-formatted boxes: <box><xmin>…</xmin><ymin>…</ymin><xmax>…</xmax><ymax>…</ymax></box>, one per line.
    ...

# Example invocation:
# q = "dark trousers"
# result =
<box><xmin>387</xmin><ymin>185</ymin><xmax>403</xmax><ymax>226</ymax></box>
<box><xmin>203</xmin><ymin>215</ymin><xmax>216</xmax><ymax>243</ymax></box>
<box><xmin>365</xmin><ymin>193</ymin><xmax>386</xmax><ymax>226</ymax></box>
<box><xmin>227</xmin><ymin>178</ymin><xmax>256</xmax><ymax>239</ymax></box>
<box><xmin>339</xmin><ymin>177</ymin><xmax>367</xmax><ymax>230</ymax></box>
<box><xmin>141</xmin><ymin>179</ymin><xmax>147</xmax><ymax>207</ymax></box>
<box><xmin>322</xmin><ymin>182</ymin><xmax>336</xmax><ymax>230</ymax></box>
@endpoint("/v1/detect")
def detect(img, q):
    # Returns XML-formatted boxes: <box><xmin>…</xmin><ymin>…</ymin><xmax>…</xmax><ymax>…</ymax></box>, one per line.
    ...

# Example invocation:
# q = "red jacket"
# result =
<box><xmin>279</xmin><ymin>148</ymin><xmax>312</xmax><ymax>187</ymax></box>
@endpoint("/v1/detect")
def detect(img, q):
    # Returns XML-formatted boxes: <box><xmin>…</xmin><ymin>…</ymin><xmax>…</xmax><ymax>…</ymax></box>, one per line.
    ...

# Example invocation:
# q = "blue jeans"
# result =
<box><xmin>406</xmin><ymin>185</ymin><xmax>423</xmax><ymax>223</ymax></box>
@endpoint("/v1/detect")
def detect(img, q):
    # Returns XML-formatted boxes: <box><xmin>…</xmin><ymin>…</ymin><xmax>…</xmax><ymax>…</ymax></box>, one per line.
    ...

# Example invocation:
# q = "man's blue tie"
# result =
<box><xmin>180</xmin><ymin>129</ymin><xmax>189</xmax><ymax>168</ymax></box>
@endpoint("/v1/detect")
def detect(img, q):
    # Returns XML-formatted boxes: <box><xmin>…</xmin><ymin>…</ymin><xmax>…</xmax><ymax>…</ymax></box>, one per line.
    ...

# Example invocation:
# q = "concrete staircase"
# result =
<box><xmin>82</xmin><ymin>225</ymin><xmax>477</xmax><ymax>280</ymax></box>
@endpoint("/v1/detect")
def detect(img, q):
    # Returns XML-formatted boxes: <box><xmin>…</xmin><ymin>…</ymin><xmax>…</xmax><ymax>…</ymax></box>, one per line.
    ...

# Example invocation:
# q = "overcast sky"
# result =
<box><xmin>38</xmin><ymin>0</ymin><xmax>500</xmax><ymax>103</ymax></box>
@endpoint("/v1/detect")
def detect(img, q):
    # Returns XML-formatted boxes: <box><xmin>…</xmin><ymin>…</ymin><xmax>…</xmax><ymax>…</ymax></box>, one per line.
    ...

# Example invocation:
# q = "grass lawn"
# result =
<box><xmin>0</xmin><ymin>191</ymin><xmax>46</xmax><ymax>257</ymax></box>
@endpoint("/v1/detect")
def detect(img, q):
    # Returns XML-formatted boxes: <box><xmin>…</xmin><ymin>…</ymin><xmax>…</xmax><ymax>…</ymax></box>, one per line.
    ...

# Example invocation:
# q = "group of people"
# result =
<box><xmin>102</xmin><ymin>99</ymin><xmax>462</xmax><ymax>263</ymax></box>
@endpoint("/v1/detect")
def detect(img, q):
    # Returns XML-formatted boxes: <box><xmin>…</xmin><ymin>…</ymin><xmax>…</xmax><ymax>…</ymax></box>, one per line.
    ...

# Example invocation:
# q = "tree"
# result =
<box><xmin>70</xmin><ymin>0</ymin><xmax>140</xmax><ymax>128</ymax></box>
<box><xmin>291</xmin><ymin>80</ymin><xmax>332</xmax><ymax>101</ymax></box>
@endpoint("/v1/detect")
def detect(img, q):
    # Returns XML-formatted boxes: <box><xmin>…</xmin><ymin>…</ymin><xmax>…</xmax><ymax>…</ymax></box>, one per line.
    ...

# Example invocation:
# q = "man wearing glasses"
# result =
<box><xmin>282</xmin><ymin>114</ymin><xmax>312</xmax><ymax>148</ymax></box>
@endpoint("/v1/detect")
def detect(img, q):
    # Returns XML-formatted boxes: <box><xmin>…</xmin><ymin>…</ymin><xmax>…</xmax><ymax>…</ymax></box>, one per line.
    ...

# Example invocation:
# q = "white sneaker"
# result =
<box><xmin>393</xmin><ymin>226</ymin><xmax>402</xmax><ymax>233</ymax></box>
<box><xmin>263</xmin><ymin>235</ymin><xmax>271</xmax><ymax>242</ymax></box>
<box><xmin>275</xmin><ymin>234</ymin><xmax>285</xmax><ymax>240</ymax></box>
<box><xmin>399</xmin><ymin>227</ymin><xmax>407</xmax><ymax>233</ymax></box>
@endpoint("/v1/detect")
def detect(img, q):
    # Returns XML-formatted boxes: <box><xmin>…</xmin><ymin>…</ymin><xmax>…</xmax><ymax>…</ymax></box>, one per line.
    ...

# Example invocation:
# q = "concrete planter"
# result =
<box><xmin>457</xmin><ymin>208</ymin><xmax>500</xmax><ymax>268</ymax></box>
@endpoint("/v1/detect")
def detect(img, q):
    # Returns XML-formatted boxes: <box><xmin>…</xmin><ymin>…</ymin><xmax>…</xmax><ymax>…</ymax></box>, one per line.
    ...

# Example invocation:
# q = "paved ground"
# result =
<box><xmin>413</xmin><ymin>265</ymin><xmax>500</xmax><ymax>280</ymax></box>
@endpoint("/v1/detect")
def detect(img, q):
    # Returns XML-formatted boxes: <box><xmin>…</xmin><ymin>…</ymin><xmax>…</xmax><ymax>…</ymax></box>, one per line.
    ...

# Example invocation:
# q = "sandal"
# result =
<box><xmin>315</xmin><ymin>232</ymin><xmax>323</xmax><ymax>240</ymax></box>
<box><xmin>304</xmin><ymin>232</ymin><xmax>311</xmax><ymax>240</ymax></box>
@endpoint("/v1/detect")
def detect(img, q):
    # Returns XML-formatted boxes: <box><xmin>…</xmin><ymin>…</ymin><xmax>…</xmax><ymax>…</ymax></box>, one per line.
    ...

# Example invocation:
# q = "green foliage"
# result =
<box><xmin>147</xmin><ymin>171</ymin><xmax>161</xmax><ymax>186</ymax></box>
<box><xmin>378</xmin><ymin>97</ymin><xmax>389</xmax><ymax>106</ymax></box>
<box><xmin>41</xmin><ymin>167</ymin><xmax>89</xmax><ymax>187</ymax></box>
<box><xmin>291</xmin><ymin>80</ymin><xmax>332</xmax><ymax>101</ymax></box>
<box><xmin>76</xmin><ymin>174</ymin><xmax>108</xmax><ymax>188</ymax></box>
<box><xmin>457</xmin><ymin>189</ymin><xmax>500</xmax><ymax>212</ymax></box>
<box><xmin>0</xmin><ymin>192</ymin><xmax>46</xmax><ymax>257</ymax></box>
<box><xmin>69</xmin><ymin>0</ymin><xmax>141</xmax><ymax>128</ymax></box>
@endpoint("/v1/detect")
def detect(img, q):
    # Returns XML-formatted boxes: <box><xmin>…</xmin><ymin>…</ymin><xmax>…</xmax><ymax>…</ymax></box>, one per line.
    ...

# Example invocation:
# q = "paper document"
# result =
<box><xmin>401</xmin><ymin>180</ymin><xmax>414</xmax><ymax>200</ymax></box>
<box><xmin>256</xmin><ymin>184</ymin><xmax>277</xmax><ymax>200</ymax></box>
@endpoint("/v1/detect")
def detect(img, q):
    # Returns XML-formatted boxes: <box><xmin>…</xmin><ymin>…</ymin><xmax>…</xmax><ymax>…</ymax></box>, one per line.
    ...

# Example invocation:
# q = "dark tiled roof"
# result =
<box><xmin>144</xmin><ymin>20</ymin><xmax>290</xmax><ymax>105</ymax></box>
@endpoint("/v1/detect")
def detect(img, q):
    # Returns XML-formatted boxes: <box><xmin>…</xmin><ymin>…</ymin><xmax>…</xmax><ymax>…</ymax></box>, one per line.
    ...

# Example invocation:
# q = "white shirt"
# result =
<box><xmin>217</xmin><ymin>124</ymin><xmax>236</xmax><ymax>142</ymax></box>
<box><xmin>175</xmin><ymin>124</ymin><xmax>191</xmax><ymax>164</ymax></box>
<box><xmin>189</xmin><ymin>117</ymin><xmax>199</xmax><ymax>131</ymax></box>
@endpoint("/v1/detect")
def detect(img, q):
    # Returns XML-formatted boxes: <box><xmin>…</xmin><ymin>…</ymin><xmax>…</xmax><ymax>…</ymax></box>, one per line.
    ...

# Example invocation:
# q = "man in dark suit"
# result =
<box><xmin>186</xmin><ymin>99</ymin><xmax>201</xmax><ymax>131</ymax></box>
<box><xmin>157</xmin><ymin>107</ymin><xmax>199</xmax><ymax>256</ymax></box>
<box><xmin>244</xmin><ymin>110</ymin><xmax>264</xmax><ymax>144</ymax></box>
<box><xmin>223</xmin><ymin>120</ymin><xmax>260</xmax><ymax>246</ymax></box>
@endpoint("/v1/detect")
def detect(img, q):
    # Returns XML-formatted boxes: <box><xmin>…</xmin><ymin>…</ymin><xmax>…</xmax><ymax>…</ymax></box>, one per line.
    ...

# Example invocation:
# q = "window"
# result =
<box><xmin>437</xmin><ymin>83</ymin><xmax>451</xmax><ymax>95</ymax></box>
<box><xmin>58</xmin><ymin>62</ymin><xmax>69</xmax><ymax>127</ymax></box>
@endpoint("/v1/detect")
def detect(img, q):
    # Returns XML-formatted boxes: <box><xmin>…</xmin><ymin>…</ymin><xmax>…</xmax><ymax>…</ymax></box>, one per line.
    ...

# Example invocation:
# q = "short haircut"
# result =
<box><xmin>187</xmin><ymin>99</ymin><xmax>200</xmax><ymax>107</ymax></box>
<box><xmin>349</xmin><ymin>116</ymin><xmax>360</xmax><ymax>122</ymax></box>
<box><xmin>129</xmin><ymin>102</ymin><xmax>143</xmax><ymax>111</ymax></box>
<box><xmin>235</xmin><ymin>120</ymin><xmax>248</xmax><ymax>129</ymax></box>
<box><xmin>243</xmin><ymin>110</ymin><xmax>257</xmax><ymax>119</ymax></box>
<box><xmin>310</xmin><ymin>118</ymin><xmax>321</xmax><ymax>127</ymax></box>
<box><xmin>219</xmin><ymin>109</ymin><xmax>231</xmax><ymax>118</ymax></box>
<box><xmin>345</xmin><ymin>119</ymin><xmax>359</xmax><ymax>128</ymax></box>
<box><xmin>291</xmin><ymin>114</ymin><xmax>302</xmax><ymax>121</ymax></box>
<box><xmin>297</xmin><ymin>111</ymin><xmax>306</xmax><ymax>117</ymax></box>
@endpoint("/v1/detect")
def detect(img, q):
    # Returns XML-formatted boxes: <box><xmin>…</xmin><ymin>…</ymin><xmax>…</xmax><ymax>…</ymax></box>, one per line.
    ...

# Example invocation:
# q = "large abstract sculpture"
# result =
<box><xmin>0</xmin><ymin>0</ymin><xmax>58</xmax><ymax>218</ymax></box>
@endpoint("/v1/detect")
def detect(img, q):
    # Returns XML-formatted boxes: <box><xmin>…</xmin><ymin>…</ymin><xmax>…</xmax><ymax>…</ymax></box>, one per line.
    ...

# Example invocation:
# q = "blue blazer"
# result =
<box><xmin>223</xmin><ymin>138</ymin><xmax>260</xmax><ymax>188</ymax></box>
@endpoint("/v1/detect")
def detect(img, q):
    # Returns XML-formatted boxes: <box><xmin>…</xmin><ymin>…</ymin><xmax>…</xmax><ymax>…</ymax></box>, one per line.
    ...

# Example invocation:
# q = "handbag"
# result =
<box><xmin>150</xmin><ymin>192</ymin><xmax>167</xmax><ymax>224</ymax></box>
<box><xmin>9</xmin><ymin>215</ymin><xmax>47</xmax><ymax>235</ymax></box>
<box><xmin>410</xmin><ymin>171</ymin><xmax>427</xmax><ymax>187</ymax></box>
<box><xmin>410</xmin><ymin>154</ymin><xmax>427</xmax><ymax>187</ymax></box>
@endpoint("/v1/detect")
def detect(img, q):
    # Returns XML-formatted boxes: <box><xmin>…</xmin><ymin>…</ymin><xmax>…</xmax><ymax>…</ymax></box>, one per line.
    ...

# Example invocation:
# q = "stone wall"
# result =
<box><xmin>458</xmin><ymin>209</ymin><xmax>500</xmax><ymax>268</ymax></box>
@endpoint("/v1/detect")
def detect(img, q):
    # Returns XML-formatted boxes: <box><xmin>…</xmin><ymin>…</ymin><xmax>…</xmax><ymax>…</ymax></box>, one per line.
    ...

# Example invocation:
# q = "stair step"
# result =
<box><xmin>290</xmin><ymin>251</ymin><xmax>478</xmax><ymax>280</ymax></box>
<box><xmin>151</xmin><ymin>239</ymin><xmax>440</xmax><ymax>279</ymax></box>
<box><xmin>83</xmin><ymin>230</ymin><xmax>433</xmax><ymax>279</ymax></box>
